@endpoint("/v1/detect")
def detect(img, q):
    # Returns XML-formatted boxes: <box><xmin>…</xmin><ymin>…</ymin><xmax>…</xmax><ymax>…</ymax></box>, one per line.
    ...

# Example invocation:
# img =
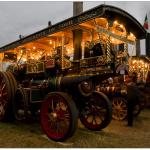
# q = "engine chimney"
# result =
<box><xmin>73</xmin><ymin>2</ymin><xmax>83</xmax><ymax>61</ymax></box>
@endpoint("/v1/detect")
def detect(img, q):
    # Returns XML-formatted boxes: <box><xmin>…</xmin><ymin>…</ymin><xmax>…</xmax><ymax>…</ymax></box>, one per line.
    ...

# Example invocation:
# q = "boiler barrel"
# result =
<box><xmin>48</xmin><ymin>75</ymin><xmax>97</xmax><ymax>92</ymax></box>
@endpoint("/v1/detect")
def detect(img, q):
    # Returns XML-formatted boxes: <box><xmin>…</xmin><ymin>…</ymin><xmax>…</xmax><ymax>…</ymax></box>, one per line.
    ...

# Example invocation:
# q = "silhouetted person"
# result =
<box><xmin>127</xmin><ymin>72</ymin><xmax>139</xmax><ymax>126</ymax></box>
<box><xmin>92</xmin><ymin>43</ymin><xmax>103</xmax><ymax>56</ymax></box>
<box><xmin>84</xmin><ymin>41</ymin><xmax>91</xmax><ymax>58</ymax></box>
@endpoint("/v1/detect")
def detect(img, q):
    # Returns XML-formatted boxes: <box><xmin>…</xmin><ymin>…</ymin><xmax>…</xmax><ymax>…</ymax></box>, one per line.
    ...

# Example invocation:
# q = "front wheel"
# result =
<box><xmin>79</xmin><ymin>91</ymin><xmax>112</xmax><ymax>130</ymax></box>
<box><xmin>40</xmin><ymin>92</ymin><xmax>78</xmax><ymax>141</ymax></box>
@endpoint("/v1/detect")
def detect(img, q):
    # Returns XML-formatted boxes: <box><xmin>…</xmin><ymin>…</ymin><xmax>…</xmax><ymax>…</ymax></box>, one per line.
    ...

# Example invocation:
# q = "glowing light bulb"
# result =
<box><xmin>33</xmin><ymin>46</ymin><xmax>36</xmax><ymax>50</ymax></box>
<box><xmin>132</xmin><ymin>60</ymin><xmax>136</xmax><ymax>64</ymax></box>
<box><xmin>130</xmin><ymin>33</ymin><xmax>134</xmax><ymax>37</ymax></box>
<box><xmin>49</xmin><ymin>40</ymin><xmax>52</xmax><ymax>44</ymax></box>
<box><xmin>23</xmin><ymin>58</ymin><xmax>27</xmax><ymax>61</ymax></box>
<box><xmin>120</xmin><ymin>24</ymin><xmax>123</xmax><ymax>28</ymax></box>
<box><xmin>114</xmin><ymin>21</ymin><xmax>118</xmax><ymax>24</ymax></box>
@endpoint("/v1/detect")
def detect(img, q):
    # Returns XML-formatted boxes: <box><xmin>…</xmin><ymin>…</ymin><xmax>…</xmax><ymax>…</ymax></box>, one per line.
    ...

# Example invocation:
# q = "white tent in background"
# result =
<box><xmin>140</xmin><ymin>39</ymin><xmax>146</xmax><ymax>55</ymax></box>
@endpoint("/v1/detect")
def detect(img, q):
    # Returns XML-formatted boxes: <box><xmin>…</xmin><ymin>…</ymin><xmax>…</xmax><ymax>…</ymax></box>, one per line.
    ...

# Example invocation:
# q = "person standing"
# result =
<box><xmin>126</xmin><ymin>72</ymin><xmax>139</xmax><ymax>126</ymax></box>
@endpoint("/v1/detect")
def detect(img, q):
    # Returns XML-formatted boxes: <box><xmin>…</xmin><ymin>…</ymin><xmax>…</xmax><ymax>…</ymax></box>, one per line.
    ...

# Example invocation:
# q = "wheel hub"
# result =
<box><xmin>52</xmin><ymin>112</ymin><xmax>57</xmax><ymax>118</ymax></box>
<box><xmin>91</xmin><ymin>105</ymin><xmax>98</xmax><ymax>114</ymax></box>
<box><xmin>115</xmin><ymin>105</ymin><xmax>121</xmax><ymax>110</ymax></box>
<box><xmin>49</xmin><ymin>110</ymin><xmax>65</xmax><ymax>121</ymax></box>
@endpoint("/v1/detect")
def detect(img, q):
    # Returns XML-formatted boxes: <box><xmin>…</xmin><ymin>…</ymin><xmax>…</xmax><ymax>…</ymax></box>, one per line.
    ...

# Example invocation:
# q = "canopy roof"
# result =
<box><xmin>102</xmin><ymin>5</ymin><xmax>146</xmax><ymax>39</ymax></box>
<box><xmin>0</xmin><ymin>4</ymin><xmax>147</xmax><ymax>52</ymax></box>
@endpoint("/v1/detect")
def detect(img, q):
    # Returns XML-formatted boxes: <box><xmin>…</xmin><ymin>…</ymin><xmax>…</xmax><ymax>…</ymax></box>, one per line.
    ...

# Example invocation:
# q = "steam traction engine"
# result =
<box><xmin>96</xmin><ymin>74</ymin><xmax>146</xmax><ymax>121</ymax></box>
<box><xmin>96</xmin><ymin>54</ymin><xmax>148</xmax><ymax>121</ymax></box>
<box><xmin>0</xmin><ymin>53</ymin><xmax>113</xmax><ymax>141</ymax></box>
<box><xmin>0</xmin><ymin>4</ymin><xmax>147</xmax><ymax>141</ymax></box>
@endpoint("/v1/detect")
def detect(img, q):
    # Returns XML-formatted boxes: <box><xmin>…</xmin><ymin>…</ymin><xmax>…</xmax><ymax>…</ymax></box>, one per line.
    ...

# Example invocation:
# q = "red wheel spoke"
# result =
<box><xmin>1</xmin><ymin>83</ymin><xmax>6</xmax><ymax>91</ymax></box>
<box><xmin>64</xmin><ymin>112</ymin><xmax>70</xmax><ymax>119</ymax></box>
<box><xmin>92</xmin><ymin>116</ymin><xmax>97</xmax><ymax>125</ymax></box>
<box><xmin>2</xmin><ymin>92</ymin><xmax>7</xmax><ymax>96</ymax></box>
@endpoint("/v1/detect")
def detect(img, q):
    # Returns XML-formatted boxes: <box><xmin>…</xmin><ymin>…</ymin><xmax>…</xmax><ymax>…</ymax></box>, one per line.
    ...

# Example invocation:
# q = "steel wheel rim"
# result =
<box><xmin>0</xmin><ymin>72</ymin><xmax>9</xmax><ymax>120</ymax></box>
<box><xmin>112</xmin><ymin>97</ymin><xmax>127</xmax><ymax>120</ymax></box>
<box><xmin>41</xmin><ymin>93</ymin><xmax>72</xmax><ymax>140</ymax></box>
<box><xmin>6</xmin><ymin>72</ymin><xmax>25</xmax><ymax>120</ymax></box>
<box><xmin>80</xmin><ymin>93</ymin><xmax>108</xmax><ymax>130</ymax></box>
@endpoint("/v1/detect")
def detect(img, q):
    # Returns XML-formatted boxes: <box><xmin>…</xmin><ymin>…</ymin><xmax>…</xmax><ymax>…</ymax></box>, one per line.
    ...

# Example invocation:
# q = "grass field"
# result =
<box><xmin>0</xmin><ymin>109</ymin><xmax>150</xmax><ymax>148</ymax></box>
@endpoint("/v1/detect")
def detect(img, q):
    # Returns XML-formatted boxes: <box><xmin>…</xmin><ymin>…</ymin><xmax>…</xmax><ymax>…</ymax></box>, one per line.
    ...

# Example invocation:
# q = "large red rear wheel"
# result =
<box><xmin>6</xmin><ymin>71</ymin><xmax>28</xmax><ymax>120</ymax></box>
<box><xmin>5</xmin><ymin>71</ymin><xmax>18</xmax><ymax>121</ymax></box>
<box><xmin>0</xmin><ymin>72</ymin><xmax>11</xmax><ymax>121</ymax></box>
<box><xmin>40</xmin><ymin>92</ymin><xmax>78</xmax><ymax>141</ymax></box>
